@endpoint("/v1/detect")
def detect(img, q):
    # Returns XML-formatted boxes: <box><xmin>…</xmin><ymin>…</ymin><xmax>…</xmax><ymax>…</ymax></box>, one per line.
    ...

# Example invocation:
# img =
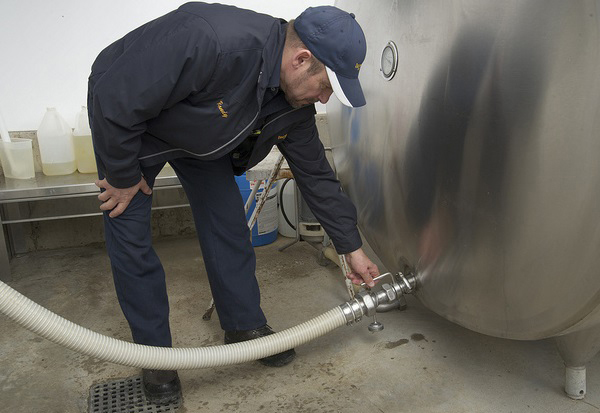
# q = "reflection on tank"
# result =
<box><xmin>328</xmin><ymin>0</ymin><xmax>600</xmax><ymax>399</ymax></box>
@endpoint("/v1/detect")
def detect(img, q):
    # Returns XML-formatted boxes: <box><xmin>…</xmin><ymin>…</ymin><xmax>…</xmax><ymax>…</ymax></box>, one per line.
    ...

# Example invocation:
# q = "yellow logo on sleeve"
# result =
<box><xmin>355</xmin><ymin>63</ymin><xmax>362</xmax><ymax>71</ymax></box>
<box><xmin>277</xmin><ymin>134</ymin><xmax>288</xmax><ymax>140</ymax></box>
<box><xmin>217</xmin><ymin>100</ymin><xmax>228</xmax><ymax>118</ymax></box>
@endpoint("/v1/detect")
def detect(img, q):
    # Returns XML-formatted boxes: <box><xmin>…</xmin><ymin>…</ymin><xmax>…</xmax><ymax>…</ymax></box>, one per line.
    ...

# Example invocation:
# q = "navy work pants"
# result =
<box><xmin>101</xmin><ymin>156</ymin><xmax>267</xmax><ymax>347</ymax></box>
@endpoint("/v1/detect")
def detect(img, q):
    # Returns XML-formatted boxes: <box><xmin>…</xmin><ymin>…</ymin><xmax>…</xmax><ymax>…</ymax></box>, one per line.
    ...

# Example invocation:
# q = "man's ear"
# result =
<box><xmin>291</xmin><ymin>49</ymin><xmax>312</xmax><ymax>69</ymax></box>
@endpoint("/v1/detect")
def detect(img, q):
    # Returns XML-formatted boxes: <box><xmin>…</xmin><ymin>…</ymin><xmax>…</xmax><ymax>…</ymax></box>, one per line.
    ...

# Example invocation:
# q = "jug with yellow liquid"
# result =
<box><xmin>37</xmin><ymin>108</ymin><xmax>76</xmax><ymax>176</ymax></box>
<box><xmin>73</xmin><ymin>106</ymin><xmax>97</xmax><ymax>174</ymax></box>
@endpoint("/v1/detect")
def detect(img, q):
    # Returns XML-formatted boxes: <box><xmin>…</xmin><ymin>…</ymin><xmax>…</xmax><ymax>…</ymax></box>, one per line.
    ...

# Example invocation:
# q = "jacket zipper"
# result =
<box><xmin>138</xmin><ymin>107</ymin><xmax>301</xmax><ymax>161</ymax></box>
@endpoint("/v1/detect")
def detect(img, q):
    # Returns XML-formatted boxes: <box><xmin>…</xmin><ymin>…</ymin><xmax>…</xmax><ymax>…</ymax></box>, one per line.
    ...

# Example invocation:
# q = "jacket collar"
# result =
<box><xmin>266</xmin><ymin>21</ymin><xmax>287</xmax><ymax>90</ymax></box>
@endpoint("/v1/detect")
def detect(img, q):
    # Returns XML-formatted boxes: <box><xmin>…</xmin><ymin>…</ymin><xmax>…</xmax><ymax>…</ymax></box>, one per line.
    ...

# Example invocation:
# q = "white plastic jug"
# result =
<box><xmin>37</xmin><ymin>108</ymin><xmax>76</xmax><ymax>176</ymax></box>
<box><xmin>73</xmin><ymin>106</ymin><xmax>97</xmax><ymax>174</ymax></box>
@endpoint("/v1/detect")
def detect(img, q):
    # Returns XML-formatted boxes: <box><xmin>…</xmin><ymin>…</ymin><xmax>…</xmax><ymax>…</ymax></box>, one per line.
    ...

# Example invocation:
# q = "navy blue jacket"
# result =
<box><xmin>87</xmin><ymin>2</ymin><xmax>362</xmax><ymax>254</ymax></box>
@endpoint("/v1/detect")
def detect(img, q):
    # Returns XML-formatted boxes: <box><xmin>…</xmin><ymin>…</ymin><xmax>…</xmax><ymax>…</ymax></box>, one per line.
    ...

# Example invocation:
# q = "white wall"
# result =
<box><xmin>0</xmin><ymin>1</ymin><xmax>332</xmax><ymax>132</ymax></box>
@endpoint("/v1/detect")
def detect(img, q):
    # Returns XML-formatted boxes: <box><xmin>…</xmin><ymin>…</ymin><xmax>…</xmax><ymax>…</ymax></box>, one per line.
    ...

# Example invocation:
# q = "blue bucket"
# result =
<box><xmin>235</xmin><ymin>173</ymin><xmax>279</xmax><ymax>246</ymax></box>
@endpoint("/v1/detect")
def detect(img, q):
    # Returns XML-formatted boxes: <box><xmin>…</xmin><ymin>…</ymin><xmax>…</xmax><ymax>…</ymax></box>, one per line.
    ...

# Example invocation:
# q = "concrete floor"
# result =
<box><xmin>1</xmin><ymin>235</ymin><xmax>599</xmax><ymax>413</ymax></box>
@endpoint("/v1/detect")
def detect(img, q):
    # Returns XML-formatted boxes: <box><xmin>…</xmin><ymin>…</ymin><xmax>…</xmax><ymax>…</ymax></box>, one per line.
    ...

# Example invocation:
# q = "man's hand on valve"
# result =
<box><xmin>344</xmin><ymin>248</ymin><xmax>380</xmax><ymax>288</ymax></box>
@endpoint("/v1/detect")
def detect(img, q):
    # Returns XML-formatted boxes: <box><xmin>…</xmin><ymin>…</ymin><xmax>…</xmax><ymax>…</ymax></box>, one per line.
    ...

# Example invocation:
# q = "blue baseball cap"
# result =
<box><xmin>295</xmin><ymin>6</ymin><xmax>367</xmax><ymax>107</ymax></box>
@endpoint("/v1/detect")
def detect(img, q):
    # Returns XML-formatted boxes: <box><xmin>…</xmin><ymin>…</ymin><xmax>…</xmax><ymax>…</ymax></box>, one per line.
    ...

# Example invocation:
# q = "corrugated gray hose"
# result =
<box><xmin>0</xmin><ymin>280</ymin><xmax>347</xmax><ymax>369</ymax></box>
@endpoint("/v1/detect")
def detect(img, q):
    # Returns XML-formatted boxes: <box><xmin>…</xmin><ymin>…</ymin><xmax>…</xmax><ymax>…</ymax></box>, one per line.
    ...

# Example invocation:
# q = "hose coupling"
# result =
<box><xmin>339</xmin><ymin>272</ymin><xmax>417</xmax><ymax>325</ymax></box>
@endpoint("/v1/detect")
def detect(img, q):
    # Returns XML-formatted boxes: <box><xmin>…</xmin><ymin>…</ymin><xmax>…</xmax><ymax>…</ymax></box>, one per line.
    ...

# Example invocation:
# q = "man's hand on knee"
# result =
<box><xmin>96</xmin><ymin>178</ymin><xmax>152</xmax><ymax>218</ymax></box>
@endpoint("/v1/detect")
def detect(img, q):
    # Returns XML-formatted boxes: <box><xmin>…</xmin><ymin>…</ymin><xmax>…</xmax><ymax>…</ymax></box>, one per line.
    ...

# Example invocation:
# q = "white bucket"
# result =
<box><xmin>278</xmin><ymin>178</ymin><xmax>297</xmax><ymax>238</ymax></box>
<box><xmin>0</xmin><ymin>138</ymin><xmax>35</xmax><ymax>179</ymax></box>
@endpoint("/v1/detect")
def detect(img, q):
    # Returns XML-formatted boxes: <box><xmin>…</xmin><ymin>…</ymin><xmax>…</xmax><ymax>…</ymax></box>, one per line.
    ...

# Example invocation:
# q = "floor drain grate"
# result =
<box><xmin>88</xmin><ymin>376</ymin><xmax>182</xmax><ymax>413</ymax></box>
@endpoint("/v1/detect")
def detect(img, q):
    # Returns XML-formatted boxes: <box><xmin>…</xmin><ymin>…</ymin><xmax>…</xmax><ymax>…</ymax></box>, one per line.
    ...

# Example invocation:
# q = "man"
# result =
<box><xmin>88</xmin><ymin>2</ymin><xmax>379</xmax><ymax>404</ymax></box>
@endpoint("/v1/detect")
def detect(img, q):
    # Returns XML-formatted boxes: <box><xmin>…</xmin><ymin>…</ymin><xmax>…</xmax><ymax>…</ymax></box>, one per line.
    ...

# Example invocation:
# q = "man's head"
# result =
<box><xmin>280</xmin><ymin>6</ymin><xmax>367</xmax><ymax>109</ymax></box>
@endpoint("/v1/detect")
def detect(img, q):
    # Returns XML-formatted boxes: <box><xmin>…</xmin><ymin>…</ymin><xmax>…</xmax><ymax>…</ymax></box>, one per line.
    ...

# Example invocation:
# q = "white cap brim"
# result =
<box><xmin>326</xmin><ymin>66</ymin><xmax>354</xmax><ymax>107</ymax></box>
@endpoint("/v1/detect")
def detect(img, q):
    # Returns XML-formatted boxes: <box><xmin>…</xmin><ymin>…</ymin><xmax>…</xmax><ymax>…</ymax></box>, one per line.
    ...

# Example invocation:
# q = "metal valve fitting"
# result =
<box><xmin>339</xmin><ymin>272</ymin><xmax>416</xmax><ymax>325</ymax></box>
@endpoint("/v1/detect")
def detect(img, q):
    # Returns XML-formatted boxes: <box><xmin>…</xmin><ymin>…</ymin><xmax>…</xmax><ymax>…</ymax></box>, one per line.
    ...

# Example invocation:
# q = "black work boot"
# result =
<box><xmin>224</xmin><ymin>324</ymin><xmax>296</xmax><ymax>367</ymax></box>
<box><xmin>142</xmin><ymin>369</ymin><xmax>181</xmax><ymax>405</ymax></box>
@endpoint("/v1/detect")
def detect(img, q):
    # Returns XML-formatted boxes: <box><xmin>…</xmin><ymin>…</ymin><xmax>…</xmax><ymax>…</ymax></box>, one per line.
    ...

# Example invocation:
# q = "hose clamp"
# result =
<box><xmin>340</xmin><ymin>299</ymin><xmax>365</xmax><ymax>325</ymax></box>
